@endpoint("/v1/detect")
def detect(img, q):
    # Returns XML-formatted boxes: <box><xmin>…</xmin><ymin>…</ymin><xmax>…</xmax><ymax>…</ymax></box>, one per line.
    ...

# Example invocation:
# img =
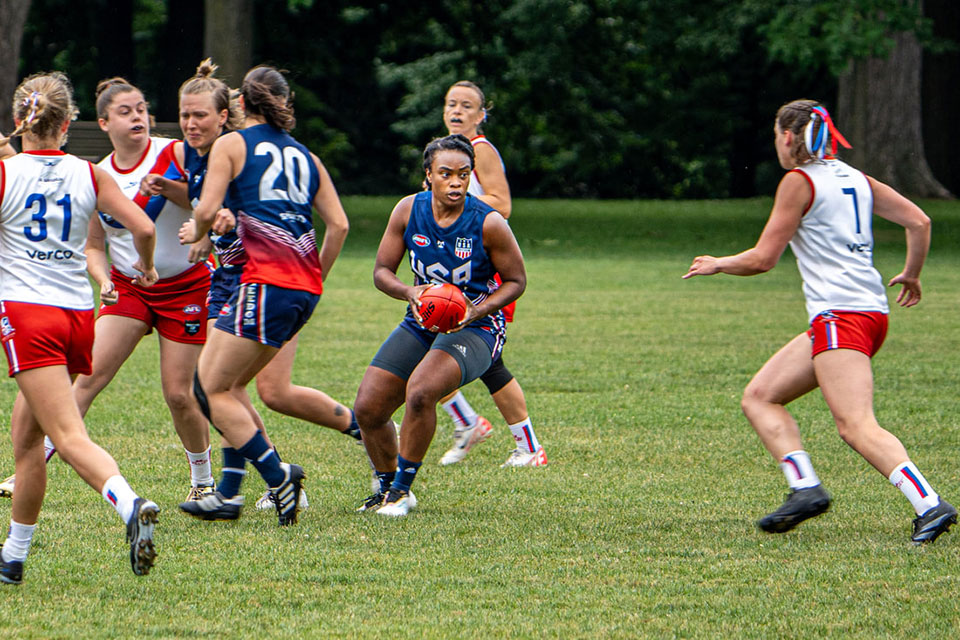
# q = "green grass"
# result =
<box><xmin>2</xmin><ymin>196</ymin><xmax>960</xmax><ymax>638</ymax></box>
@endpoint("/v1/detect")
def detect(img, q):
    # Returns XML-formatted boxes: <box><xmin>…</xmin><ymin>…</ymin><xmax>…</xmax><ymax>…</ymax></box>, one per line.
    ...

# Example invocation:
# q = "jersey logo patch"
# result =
<box><xmin>455</xmin><ymin>237</ymin><xmax>473</xmax><ymax>259</ymax></box>
<box><xmin>183</xmin><ymin>304</ymin><xmax>202</xmax><ymax>315</ymax></box>
<box><xmin>413</xmin><ymin>234</ymin><xmax>430</xmax><ymax>247</ymax></box>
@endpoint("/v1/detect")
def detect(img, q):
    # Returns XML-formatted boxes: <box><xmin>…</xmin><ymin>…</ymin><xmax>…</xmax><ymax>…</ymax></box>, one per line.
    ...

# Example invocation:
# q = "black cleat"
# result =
<box><xmin>355</xmin><ymin>491</ymin><xmax>385</xmax><ymax>513</ymax></box>
<box><xmin>270</xmin><ymin>463</ymin><xmax>305</xmax><ymax>526</ymax></box>
<box><xmin>179</xmin><ymin>491</ymin><xmax>244</xmax><ymax>521</ymax></box>
<box><xmin>0</xmin><ymin>546</ymin><xmax>23</xmax><ymax>585</ymax></box>
<box><xmin>911</xmin><ymin>499</ymin><xmax>957</xmax><ymax>545</ymax></box>
<box><xmin>757</xmin><ymin>485</ymin><xmax>831</xmax><ymax>533</ymax></box>
<box><xmin>126</xmin><ymin>498</ymin><xmax>159</xmax><ymax>576</ymax></box>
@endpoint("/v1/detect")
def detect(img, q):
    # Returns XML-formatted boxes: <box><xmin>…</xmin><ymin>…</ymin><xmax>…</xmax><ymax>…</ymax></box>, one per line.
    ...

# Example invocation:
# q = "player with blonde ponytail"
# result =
<box><xmin>0</xmin><ymin>72</ymin><xmax>160</xmax><ymax>584</ymax></box>
<box><xmin>684</xmin><ymin>99</ymin><xmax>955</xmax><ymax>544</ymax></box>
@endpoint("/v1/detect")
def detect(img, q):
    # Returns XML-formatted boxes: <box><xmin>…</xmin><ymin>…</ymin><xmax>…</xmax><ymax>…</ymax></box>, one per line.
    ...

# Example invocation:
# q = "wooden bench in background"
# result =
<box><xmin>65</xmin><ymin>121</ymin><xmax>181</xmax><ymax>162</ymax></box>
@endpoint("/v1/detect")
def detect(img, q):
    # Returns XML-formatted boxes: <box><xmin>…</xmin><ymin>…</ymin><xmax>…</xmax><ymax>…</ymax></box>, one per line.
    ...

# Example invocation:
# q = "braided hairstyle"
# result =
<box><xmin>0</xmin><ymin>72</ymin><xmax>79</xmax><ymax>147</ymax></box>
<box><xmin>776</xmin><ymin>99</ymin><xmax>851</xmax><ymax>166</ymax></box>
<box><xmin>422</xmin><ymin>134</ymin><xmax>475</xmax><ymax>189</ymax></box>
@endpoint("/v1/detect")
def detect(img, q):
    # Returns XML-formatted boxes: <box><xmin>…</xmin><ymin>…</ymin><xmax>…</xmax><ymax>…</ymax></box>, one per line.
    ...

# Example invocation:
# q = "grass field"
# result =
<box><xmin>1</xmin><ymin>196</ymin><xmax>960</xmax><ymax>638</ymax></box>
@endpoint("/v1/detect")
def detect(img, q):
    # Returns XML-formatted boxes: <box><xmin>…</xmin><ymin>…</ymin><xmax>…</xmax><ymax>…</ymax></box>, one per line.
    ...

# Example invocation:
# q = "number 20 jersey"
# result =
<box><xmin>226</xmin><ymin>124</ymin><xmax>323</xmax><ymax>294</ymax></box>
<box><xmin>0</xmin><ymin>151</ymin><xmax>98</xmax><ymax>309</ymax></box>
<box><xmin>790</xmin><ymin>158</ymin><xmax>888</xmax><ymax>323</ymax></box>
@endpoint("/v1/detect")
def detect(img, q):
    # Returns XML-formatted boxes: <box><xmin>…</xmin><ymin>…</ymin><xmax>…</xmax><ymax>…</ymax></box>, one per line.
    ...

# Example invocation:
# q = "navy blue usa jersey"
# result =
<box><xmin>403</xmin><ymin>191</ymin><xmax>504</xmax><ymax>331</ymax></box>
<box><xmin>184</xmin><ymin>140</ymin><xmax>245</xmax><ymax>269</ymax></box>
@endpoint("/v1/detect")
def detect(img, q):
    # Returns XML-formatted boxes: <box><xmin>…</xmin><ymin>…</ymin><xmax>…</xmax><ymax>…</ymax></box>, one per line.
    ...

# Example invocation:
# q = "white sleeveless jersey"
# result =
<box><xmin>790</xmin><ymin>159</ymin><xmax>888</xmax><ymax>323</ymax></box>
<box><xmin>467</xmin><ymin>135</ymin><xmax>505</xmax><ymax>198</ymax></box>
<box><xmin>98</xmin><ymin>137</ymin><xmax>193</xmax><ymax>279</ymax></box>
<box><xmin>0</xmin><ymin>151</ymin><xmax>99</xmax><ymax>309</ymax></box>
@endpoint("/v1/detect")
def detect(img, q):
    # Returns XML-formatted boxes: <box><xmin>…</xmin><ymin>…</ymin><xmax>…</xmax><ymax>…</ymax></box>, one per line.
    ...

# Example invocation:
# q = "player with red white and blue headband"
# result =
<box><xmin>177</xmin><ymin>65</ymin><xmax>349</xmax><ymax>526</ymax></box>
<box><xmin>684</xmin><ymin>99</ymin><xmax>955</xmax><ymax>544</ymax></box>
<box><xmin>353</xmin><ymin>133</ymin><xmax>526</xmax><ymax>517</ymax></box>
<box><xmin>0</xmin><ymin>76</ymin><xmax>218</xmax><ymax>504</ymax></box>
<box><xmin>0</xmin><ymin>72</ymin><xmax>160</xmax><ymax>584</ymax></box>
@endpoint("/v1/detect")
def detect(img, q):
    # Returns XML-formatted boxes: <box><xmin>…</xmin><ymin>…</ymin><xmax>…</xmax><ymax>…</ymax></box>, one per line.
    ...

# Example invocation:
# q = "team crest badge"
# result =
<box><xmin>455</xmin><ymin>237</ymin><xmax>473</xmax><ymax>259</ymax></box>
<box><xmin>0</xmin><ymin>317</ymin><xmax>14</xmax><ymax>338</ymax></box>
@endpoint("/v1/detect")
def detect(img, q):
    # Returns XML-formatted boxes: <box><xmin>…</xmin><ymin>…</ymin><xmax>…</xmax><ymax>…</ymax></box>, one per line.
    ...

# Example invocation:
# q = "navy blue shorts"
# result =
<box><xmin>207</xmin><ymin>267</ymin><xmax>243</xmax><ymax>320</ymax></box>
<box><xmin>213</xmin><ymin>282</ymin><xmax>319</xmax><ymax>348</ymax></box>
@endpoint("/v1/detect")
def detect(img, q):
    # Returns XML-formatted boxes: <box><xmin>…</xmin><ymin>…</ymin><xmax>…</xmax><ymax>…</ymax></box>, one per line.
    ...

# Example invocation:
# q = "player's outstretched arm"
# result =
<box><xmin>373</xmin><ymin>195</ymin><xmax>429</xmax><ymax>316</ymax></box>
<box><xmin>84</xmin><ymin>217</ymin><xmax>117</xmax><ymax>304</ymax></box>
<box><xmin>180</xmin><ymin>132</ymin><xmax>242</xmax><ymax>243</ymax></box>
<box><xmin>683</xmin><ymin>171</ymin><xmax>808</xmax><ymax>279</ymax></box>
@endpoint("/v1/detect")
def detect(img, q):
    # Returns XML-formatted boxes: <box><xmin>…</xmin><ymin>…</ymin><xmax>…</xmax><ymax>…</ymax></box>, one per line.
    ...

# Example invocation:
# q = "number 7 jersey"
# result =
<box><xmin>790</xmin><ymin>158</ymin><xmax>887</xmax><ymax>323</ymax></box>
<box><xmin>0</xmin><ymin>151</ymin><xmax>99</xmax><ymax>309</ymax></box>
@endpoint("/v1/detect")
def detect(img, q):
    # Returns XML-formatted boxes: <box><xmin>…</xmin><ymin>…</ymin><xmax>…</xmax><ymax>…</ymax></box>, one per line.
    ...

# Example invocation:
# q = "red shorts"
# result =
<box><xmin>100</xmin><ymin>263</ymin><xmax>211</xmax><ymax>344</ymax></box>
<box><xmin>807</xmin><ymin>310</ymin><xmax>888</xmax><ymax>357</ymax></box>
<box><xmin>0</xmin><ymin>301</ymin><xmax>95</xmax><ymax>376</ymax></box>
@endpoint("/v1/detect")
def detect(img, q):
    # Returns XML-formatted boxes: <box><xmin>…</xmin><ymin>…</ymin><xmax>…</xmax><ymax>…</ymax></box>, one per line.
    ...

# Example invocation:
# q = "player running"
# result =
<box><xmin>177</xmin><ymin>65</ymin><xmax>348</xmax><ymax>526</ymax></box>
<box><xmin>0</xmin><ymin>72</ymin><xmax>160</xmax><ymax>584</ymax></box>
<box><xmin>684</xmin><ymin>99</ymin><xmax>956</xmax><ymax>544</ymax></box>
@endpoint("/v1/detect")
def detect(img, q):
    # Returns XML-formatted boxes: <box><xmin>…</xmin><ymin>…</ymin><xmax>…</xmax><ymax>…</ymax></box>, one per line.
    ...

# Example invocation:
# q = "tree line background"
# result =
<box><xmin>1</xmin><ymin>0</ymin><xmax>958</xmax><ymax>199</ymax></box>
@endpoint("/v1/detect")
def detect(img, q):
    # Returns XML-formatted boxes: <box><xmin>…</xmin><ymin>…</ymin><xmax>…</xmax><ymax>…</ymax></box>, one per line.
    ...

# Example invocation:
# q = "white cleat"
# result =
<box><xmin>255</xmin><ymin>487</ymin><xmax>309</xmax><ymax>511</ymax></box>
<box><xmin>0</xmin><ymin>474</ymin><xmax>14</xmax><ymax>498</ymax></box>
<box><xmin>501</xmin><ymin>447</ymin><xmax>548</xmax><ymax>468</ymax></box>
<box><xmin>377</xmin><ymin>489</ymin><xmax>418</xmax><ymax>517</ymax></box>
<box><xmin>439</xmin><ymin>416</ymin><xmax>493</xmax><ymax>465</ymax></box>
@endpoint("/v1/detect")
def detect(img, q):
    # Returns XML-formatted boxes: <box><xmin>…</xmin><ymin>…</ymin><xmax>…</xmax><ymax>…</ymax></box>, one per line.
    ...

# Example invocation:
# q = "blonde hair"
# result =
<box><xmin>179</xmin><ymin>58</ymin><xmax>244</xmax><ymax>132</ymax></box>
<box><xmin>0</xmin><ymin>72</ymin><xmax>79</xmax><ymax>147</ymax></box>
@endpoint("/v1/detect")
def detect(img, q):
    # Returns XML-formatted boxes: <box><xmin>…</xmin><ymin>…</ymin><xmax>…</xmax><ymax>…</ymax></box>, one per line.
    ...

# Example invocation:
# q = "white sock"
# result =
<box><xmin>1</xmin><ymin>520</ymin><xmax>36</xmax><ymax>563</ymax></box>
<box><xmin>508</xmin><ymin>417</ymin><xmax>541</xmax><ymax>454</ymax></box>
<box><xmin>441</xmin><ymin>391</ymin><xmax>478</xmax><ymax>428</ymax></box>
<box><xmin>101</xmin><ymin>475</ymin><xmax>138</xmax><ymax>523</ymax></box>
<box><xmin>43</xmin><ymin>436</ymin><xmax>56</xmax><ymax>462</ymax></box>
<box><xmin>889</xmin><ymin>461</ymin><xmax>940</xmax><ymax>515</ymax></box>
<box><xmin>779</xmin><ymin>450</ymin><xmax>820</xmax><ymax>490</ymax></box>
<box><xmin>185</xmin><ymin>446</ymin><xmax>214</xmax><ymax>486</ymax></box>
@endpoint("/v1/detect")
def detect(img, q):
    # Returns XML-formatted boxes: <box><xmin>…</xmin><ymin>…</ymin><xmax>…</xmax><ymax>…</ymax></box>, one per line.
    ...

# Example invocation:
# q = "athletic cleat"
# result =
<box><xmin>439</xmin><ymin>416</ymin><xmax>493</xmax><ymax>465</ymax></box>
<box><xmin>911</xmin><ymin>499</ymin><xmax>958</xmax><ymax>545</ymax></box>
<box><xmin>0</xmin><ymin>474</ymin><xmax>14</xmax><ymax>498</ymax></box>
<box><xmin>377</xmin><ymin>488</ymin><xmax>418</xmax><ymax>517</ymax></box>
<box><xmin>184</xmin><ymin>482</ymin><xmax>216</xmax><ymax>502</ymax></box>
<box><xmin>757</xmin><ymin>485</ymin><xmax>831</xmax><ymax>533</ymax></box>
<box><xmin>179</xmin><ymin>491</ymin><xmax>244</xmax><ymax>521</ymax></box>
<box><xmin>270</xmin><ymin>462</ymin><xmax>305</xmax><ymax>526</ymax></box>
<box><xmin>356</xmin><ymin>491</ymin><xmax>385</xmax><ymax>512</ymax></box>
<box><xmin>0</xmin><ymin>546</ymin><xmax>23</xmax><ymax>585</ymax></box>
<box><xmin>255</xmin><ymin>487</ymin><xmax>309</xmax><ymax>511</ymax></box>
<box><xmin>501</xmin><ymin>447</ymin><xmax>548</xmax><ymax>468</ymax></box>
<box><xmin>126</xmin><ymin>498</ymin><xmax>159</xmax><ymax>576</ymax></box>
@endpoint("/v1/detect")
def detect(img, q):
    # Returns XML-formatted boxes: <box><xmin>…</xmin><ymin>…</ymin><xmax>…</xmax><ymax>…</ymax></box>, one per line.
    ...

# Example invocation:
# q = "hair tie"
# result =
<box><xmin>805</xmin><ymin>106</ymin><xmax>851</xmax><ymax>160</ymax></box>
<box><xmin>22</xmin><ymin>91</ymin><xmax>41</xmax><ymax>126</ymax></box>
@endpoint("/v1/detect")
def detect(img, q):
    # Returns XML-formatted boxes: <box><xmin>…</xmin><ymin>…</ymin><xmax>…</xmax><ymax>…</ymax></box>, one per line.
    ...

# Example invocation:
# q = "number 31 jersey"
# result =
<box><xmin>226</xmin><ymin>124</ymin><xmax>323</xmax><ymax>294</ymax></box>
<box><xmin>0</xmin><ymin>151</ymin><xmax>98</xmax><ymax>309</ymax></box>
<box><xmin>790</xmin><ymin>158</ymin><xmax>887</xmax><ymax>323</ymax></box>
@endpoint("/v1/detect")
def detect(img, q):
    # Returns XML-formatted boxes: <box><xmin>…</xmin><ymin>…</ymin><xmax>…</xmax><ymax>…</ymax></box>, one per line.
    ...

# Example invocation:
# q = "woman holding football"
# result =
<box><xmin>434</xmin><ymin>81</ymin><xmax>547</xmax><ymax>469</ymax></box>
<box><xmin>354</xmin><ymin>133</ymin><xmax>526</xmax><ymax>516</ymax></box>
<box><xmin>684</xmin><ymin>99</ymin><xmax>955</xmax><ymax>544</ymax></box>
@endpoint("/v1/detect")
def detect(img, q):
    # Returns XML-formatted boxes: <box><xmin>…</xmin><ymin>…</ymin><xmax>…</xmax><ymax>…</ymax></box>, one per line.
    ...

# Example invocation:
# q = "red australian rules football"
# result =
<box><xmin>417</xmin><ymin>283</ymin><xmax>467</xmax><ymax>333</ymax></box>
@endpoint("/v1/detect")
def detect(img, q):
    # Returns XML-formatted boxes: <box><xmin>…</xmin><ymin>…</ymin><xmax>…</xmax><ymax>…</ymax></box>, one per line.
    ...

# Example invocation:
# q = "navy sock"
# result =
<box><xmin>238</xmin><ymin>431</ymin><xmax>285</xmax><ymax>487</ymax></box>
<box><xmin>392</xmin><ymin>455</ymin><xmax>421</xmax><ymax>493</ymax></box>
<box><xmin>376</xmin><ymin>470</ymin><xmax>396</xmax><ymax>494</ymax></box>
<box><xmin>217</xmin><ymin>447</ymin><xmax>247</xmax><ymax>498</ymax></box>
<box><xmin>342</xmin><ymin>410</ymin><xmax>362</xmax><ymax>441</ymax></box>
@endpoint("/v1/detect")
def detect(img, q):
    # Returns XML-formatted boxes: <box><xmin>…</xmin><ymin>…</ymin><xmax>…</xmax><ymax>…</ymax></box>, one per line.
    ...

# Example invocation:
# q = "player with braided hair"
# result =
<box><xmin>684</xmin><ymin>99</ymin><xmax>956</xmax><ymax>543</ymax></box>
<box><xmin>0</xmin><ymin>72</ymin><xmax>160</xmax><ymax>584</ymax></box>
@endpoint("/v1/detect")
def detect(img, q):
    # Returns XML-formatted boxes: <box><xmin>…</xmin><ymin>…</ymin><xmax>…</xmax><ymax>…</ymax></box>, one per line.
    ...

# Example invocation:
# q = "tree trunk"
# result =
<box><xmin>0</xmin><ymin>0</ymin><xmax>32</xmax><ymax>136</ymax></box>
<box><xmin>204</xmin><ymin>0</ymin><xmax>253</xmax><ymax>88</ymax></box>
<box><xmin>838</xmin><ymin>28</ymin><xmax>951</xmax><ymax>198</ymax></box>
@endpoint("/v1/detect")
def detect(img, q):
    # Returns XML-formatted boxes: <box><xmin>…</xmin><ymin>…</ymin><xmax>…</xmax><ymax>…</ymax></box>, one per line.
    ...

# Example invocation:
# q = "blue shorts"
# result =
<box><xmin>369</xmin><ymin>316</ymin><xmax>504</xmax><ymax>386</ymax></box>
<box><xmin>213</xmin><ymin>282</ymin><xmax>319</xmax><ymax>348</ymax></box>
<box><xmin>207</xmin><ymin>266</ymin><xmax>243</xmax><ymax>320</ymax></box>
